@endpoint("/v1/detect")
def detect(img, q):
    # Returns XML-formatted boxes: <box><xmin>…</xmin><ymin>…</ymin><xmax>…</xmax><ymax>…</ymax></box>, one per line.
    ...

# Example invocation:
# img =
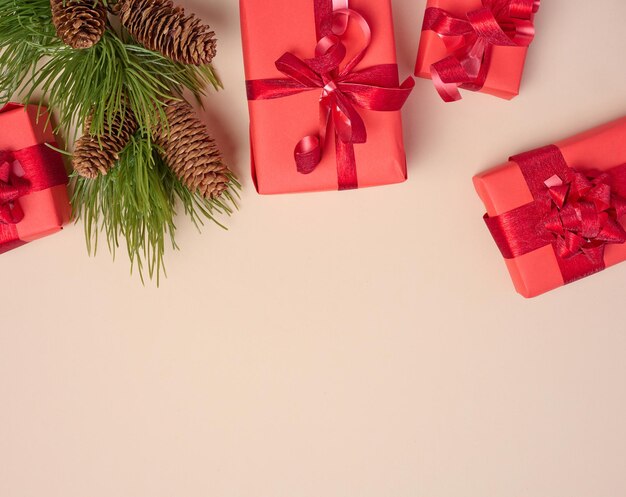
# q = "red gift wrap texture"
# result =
<box><xmin>0</xmin><ymin>104</ymin><xmax>70</xmax><ymax>254</ymax></box>
<box><xmin>240</xmin><ymin>0</ymin><xmax>410</xmax><ymax>194</ymax></box>
<box><xmin>474</xmin><ymin>117</ymin><xmax>626</xmax><ymax>298</ymax></box>
<box><xmin>415</xmin><ymin>0</ymin><xmax>531</xmax><ymax>100</ymax></box>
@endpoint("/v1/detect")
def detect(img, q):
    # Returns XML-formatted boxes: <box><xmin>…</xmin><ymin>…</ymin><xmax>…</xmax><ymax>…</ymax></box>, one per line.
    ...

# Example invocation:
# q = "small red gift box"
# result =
<box><xmin>415</xmin><ymin>0</ymin><xmax>540</xmax><ymax>102</ymax></box>
<box><xmin>0</xmin><ymin>104</ymin><xmax>70</xmax><ymax>254</ymax></box>
<box><xmin>241</xmin><ymin>0</ymin><xmax>414</xmax><ymax>194</ymax></box>
<box><xmin>474</xmin><ymin>117</ymin><xmax>626</xmax><ymax>298</ymax></box>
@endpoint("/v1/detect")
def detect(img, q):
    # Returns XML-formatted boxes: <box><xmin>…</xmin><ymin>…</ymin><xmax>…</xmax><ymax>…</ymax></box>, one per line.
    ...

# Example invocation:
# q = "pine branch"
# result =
<box><xmin>0</xmin><ymin>0</ymin><xmax>221</xmax><ymax>141</ymax></box>
<box><xmin>0</xmin><ymin>0</ymin><xmax>61</xmax><ymax>102</ymax></box>
<box><xmin>1</xmin><ymin>0</ymin><xmax>238</xmax><ymax>284</ymax></box>
<box><xmin>71</xmin><ymin>132</ymin><xmax>240</xmax><ymax>284</ymax></box>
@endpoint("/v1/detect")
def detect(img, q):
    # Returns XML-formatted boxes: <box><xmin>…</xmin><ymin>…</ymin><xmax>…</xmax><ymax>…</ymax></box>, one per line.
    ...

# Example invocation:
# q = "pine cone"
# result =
<box><xmin>105</xmin><ymin>0</ymin><xmax>122</xmax><ymax>14</ymax></box>
<box><xmin>50</xmin><ymin>0</ymin><xmax>107</xmax><ymax>49</ymax></box>
<box><xmin>153</xmin><ymin>99</ymin><xmax>231</xmax><ymax>199</ymax></box>
<box><xmin>73</xmin><ymin>110</ymin><xmax>138</xmax><ymax>179</ymax></box>
<box><xmin>118</xmin><ymin>0</ymin><xmax>217</xmax><ymax>66</ymax></box>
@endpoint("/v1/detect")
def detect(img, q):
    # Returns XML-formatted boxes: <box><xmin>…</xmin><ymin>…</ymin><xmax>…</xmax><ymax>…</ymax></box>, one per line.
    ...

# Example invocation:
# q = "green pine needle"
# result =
<box><xmin>72</xmin><ymin>134</ymin><xmax>240</xmax><ymax>285</ymax></box>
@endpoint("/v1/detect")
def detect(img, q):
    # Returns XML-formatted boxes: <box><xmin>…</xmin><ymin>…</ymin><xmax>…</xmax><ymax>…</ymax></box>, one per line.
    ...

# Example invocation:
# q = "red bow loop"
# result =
<box><xmin>507</xmin><ymin>0</ymin><xmax>540</xmax><ymax>19</ymax></box>
<box><xmin>466</xmin><ymin>7</ymin><xmax>516</xmax><ymax>47</ymax></box>
<box><xmin>309</xmin><ymin>35</ymin><xmax>347</xmax><ymax>74</ymax></box>
<box><xmin>541</xmin><ymin>170</ymin><xmax>626</xmax><ymax>262</ymax></box>
<box><xmin>423</xmin><ymin>0</ymin><xmax>539</xmax><ymax>102</ymax></box>
<box><xmin>0</xmin><ymin>154</ymin><xmax>30</xmax><ymax>225</ymax></box>
<box><xmin>246</xmin><ymin>0</ymin><xmax>414</xmax><ymax>190</ymax></box>
<box><xmin>275</xmin><ymin>53</ymin><xmax>324</xmax><ymax>88</ymax></box>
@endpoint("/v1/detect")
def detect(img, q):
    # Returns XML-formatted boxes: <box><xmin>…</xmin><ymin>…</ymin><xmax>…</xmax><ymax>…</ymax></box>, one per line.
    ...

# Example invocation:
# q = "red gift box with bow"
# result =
<box><xmin>415</xmin><ymin>0</ymin><xmax>540</xmax><ymax>102</ymax></box>
<box><xmin>0</xmin><ymin>104</ymin><xmax>70</xmax><ymax>254</ymax></box>
<box><xmin>241</xmin><ymin>0</ymin><xmax>414</xmax><ymax>194</ymax></box>
<box><xmin>474</xmin><ymin>117</ymin><xmax>626</xmax><ymax>297</ymax></box>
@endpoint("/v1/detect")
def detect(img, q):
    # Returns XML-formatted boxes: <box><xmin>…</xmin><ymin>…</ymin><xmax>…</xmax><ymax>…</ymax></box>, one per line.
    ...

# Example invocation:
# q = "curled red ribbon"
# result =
<box><xmin>484</xmin><ymin>146</ymin><xmax>626</xmax><ymax>284</ymax></box>
<box><xmin>246</xmin><ymin>0</ymin><xmax>414</xmax><ymax>190</ymax></box>
<box><xmin>422</xmin><ymin>0</ymin><xmax>539</xmax><ymax>102</ymax></box>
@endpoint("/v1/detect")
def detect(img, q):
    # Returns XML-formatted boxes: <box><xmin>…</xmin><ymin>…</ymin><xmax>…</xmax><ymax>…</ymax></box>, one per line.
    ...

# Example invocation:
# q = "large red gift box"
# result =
<box><xmin>415</xmin><ymin>0</ymin><xmax>539</xmax><ymax>101</ymax></box>
<box><xmin>241</xmin><ymin>0</ymin><xmax>414</xmax><ymax>194</ymax></box>
<box><xmin>0</xmin><ymin>104</ymin><xmax>70</xmax><ymax>254</ymax></box>
<box><xmin>474</xmin><ymin>117</ymin><xmax>626</xmax><ymax>298</ymax></box>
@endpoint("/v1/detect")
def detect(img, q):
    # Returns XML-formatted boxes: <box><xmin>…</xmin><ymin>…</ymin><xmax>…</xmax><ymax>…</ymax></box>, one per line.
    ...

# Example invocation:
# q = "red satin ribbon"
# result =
<box><xmin>484</xmin><ymin>145</ymin><xmax>626</xmax><ymax>284</ymax></box>
<box><xmin>246</xmin><ymin>0</ymin><xmax>414</xmax><ymax>190</ymax></box>
<box><xmin>0</xmin><ymin>155</ymin><xmax>29</xmax><ymax>224</ymax></box>
<box><xmin>422</xmin><ymin>0</ymin><xmax>539</xmax><ymax>102</ymax></box>
<box><xmin>0</xmin><ymin>143</ymin><xmax>68</xmax><ymax>253</ymax></box>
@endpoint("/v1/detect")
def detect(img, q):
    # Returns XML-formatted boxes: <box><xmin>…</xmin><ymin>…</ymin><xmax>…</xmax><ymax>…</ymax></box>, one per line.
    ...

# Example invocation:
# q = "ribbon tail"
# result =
<box><xmin>293</xmin><ymin>96</ymin><xmax>333</xmax><ymax>175</ymax></box>
<box><xmin>332</xmin><ymin>91</ymin><xmax>367</xmax><ymax>144</ymax></box>
<box><xmin>336</xmin><ymin>137</ymin><xmax>358</xmax><ymax>191</ymax></box>
<box><xmin>430</xmin><ymin>56</ymin><xmax>472</xmax><ymax>102</ymax></box>
<box><xmin>295</xmin><ymin>136</ymin><xmax>323</xmax><ymax>175</ymax></box>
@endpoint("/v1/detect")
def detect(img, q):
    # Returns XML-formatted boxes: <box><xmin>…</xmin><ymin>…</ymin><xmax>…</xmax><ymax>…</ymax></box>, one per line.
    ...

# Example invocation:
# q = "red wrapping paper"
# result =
<box><xmin>415</xmin><ymin>0</ymin><xmax>534</xmax><ymax>100</ymax></box>
<box><xmin>0</xmin><ymin>104</ymin><xmax>70</xmax><ymax>254</ymax></box>
<box><xmin>474</xmin><ymin>117</ymin><xmax>626</xmax><ymax>297</ymax></box>
<box><xmin>240</xmin><ymin>0</ymin><xmax>411</xmax><ymax>194</ymax></box>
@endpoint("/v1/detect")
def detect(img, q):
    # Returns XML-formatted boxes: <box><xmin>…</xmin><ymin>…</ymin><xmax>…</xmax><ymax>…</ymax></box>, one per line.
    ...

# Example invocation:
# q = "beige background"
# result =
<box><xmin>2</xmin><ymin>0</ymin><xmax>626</xmax><ymax>496</ymax></box>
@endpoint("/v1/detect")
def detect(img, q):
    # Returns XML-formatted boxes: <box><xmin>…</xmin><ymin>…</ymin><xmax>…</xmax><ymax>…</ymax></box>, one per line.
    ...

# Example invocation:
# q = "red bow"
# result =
<box><xmin>423</xmin><ymin>0</ymin><xmax>539</xmax><ymax>102</ymax></box>
<box><xmin>541</xmin><ymin>171</ymin><xmax>626</xmax><ymax>264</ymax></box>
<box><xmin>0</xmin><ymin>151</ymin><xmax>30</xmax><ymax>225</ymax></box>
<box><xmin>246</xmin><ymin>1</ymin><xmax>414</xmax><ymax>190</ymax></box>
<box><xmin>485</xmin><ymin>146</ymin><xmax>626</xmax><ymax>284</ymax></box>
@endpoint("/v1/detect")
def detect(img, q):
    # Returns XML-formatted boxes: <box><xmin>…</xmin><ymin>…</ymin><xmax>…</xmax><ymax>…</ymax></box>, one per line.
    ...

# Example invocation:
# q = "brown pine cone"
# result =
<box><xmin>118</xmin><ymin>0</ymin><xmax>217</xmax><ymax>66</ymax></box>
<box><xmin>73</xmin><ymin>110</ymin><xmax>138</xmax><ymax>179</ymax></box>
<box><xmin>50</xmin><ymin>0</ymin><xmax>107</xmax><ymax>49</ymax></box>
<box><xmin>153</xmin><ymin>99</ymin><xmax>231</xmax><ymax>199</ymax></box>
<box><xmin>105</xmin><ymin>0</ymin><xmax>122</xmax><ymax>14</ymax></box>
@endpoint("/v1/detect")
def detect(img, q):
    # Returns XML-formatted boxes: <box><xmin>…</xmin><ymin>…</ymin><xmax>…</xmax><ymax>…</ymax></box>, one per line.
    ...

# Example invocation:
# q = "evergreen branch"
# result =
<box><xmin>71</xmin><ymin>133</ymin><xmax>240</xmax><ymax>284</ymax></box>
<box><xmin>0</xmin><ymin>0</ymin><xmax>220</xmax><ymax>140</ymax></box>
<box><xmin>2</xmin><ymin>0</ymin><xmax>239</xmax><ymax>284</ymax></box>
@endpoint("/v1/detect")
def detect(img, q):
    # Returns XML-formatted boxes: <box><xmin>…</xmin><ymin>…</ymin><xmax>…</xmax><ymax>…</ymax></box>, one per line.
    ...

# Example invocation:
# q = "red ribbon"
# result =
<box><xmin>246</xmin><ymin>0</ymin><xmax>414</xmax><ymax>190</ymax></box>
<box><xmin>422</xmin><ymin>0</ymin><xmax>539</xmax><ymax>102</ymax></box>
<box><xmin>484</xmin><ymin>146</ymin><xmax>626</xmax><ymax>284</ymax></box>
<box><xmin>0</xmin><ymin>143</ymin><xmax>68</xmax><ymax>253</ymax></box>
<box><xmin>0</xmin><ymin>153</ymin><xmax>30</xmax><ymax>224</ymax></box>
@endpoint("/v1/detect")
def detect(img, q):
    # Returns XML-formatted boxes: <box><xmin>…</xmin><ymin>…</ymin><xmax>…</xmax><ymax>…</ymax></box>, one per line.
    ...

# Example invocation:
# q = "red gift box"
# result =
<box><xmin>415</xmin><ymin>0</ymin><xmax>539</xmax><ymax>102</ymax></box>
<box><xmin>0</xmin><ymin>104</ymin><xmax>70</xmax><ymax>254</ymax></box>
<box><xmin>241</xmin><ymin>0</ymin><xmax>414</xmax><ymax>194</ymax></box>
<box><xmin>474</xmin><ymin>117</ymin><xmax>626</xmax><ymax>298</ymax></box>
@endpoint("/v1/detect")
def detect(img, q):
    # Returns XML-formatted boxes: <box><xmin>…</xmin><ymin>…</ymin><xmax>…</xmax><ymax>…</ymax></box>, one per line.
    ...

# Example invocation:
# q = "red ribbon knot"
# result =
<box><xmin>0</xmin><ymin>151</ymin><xmax>30</xmax><ymax>225</ymax></box>
<box><xmin>423</xmin><ymin>0</ymin><xmax>539</xmax><ymax>102</ymax></box>
<box><xmin>246</xmin><ymin>0</ymin><xmax>414</xmax><ymax>190</ymax></box>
